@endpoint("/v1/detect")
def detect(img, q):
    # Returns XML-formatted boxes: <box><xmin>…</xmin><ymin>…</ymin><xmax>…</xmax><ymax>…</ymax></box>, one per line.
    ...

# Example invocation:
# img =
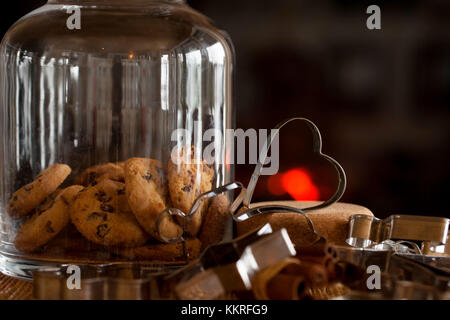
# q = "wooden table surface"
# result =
<box><xmin>0</xmin><ymin>272</ymin><xmax>33</xmax><ymax>300</ymax></box>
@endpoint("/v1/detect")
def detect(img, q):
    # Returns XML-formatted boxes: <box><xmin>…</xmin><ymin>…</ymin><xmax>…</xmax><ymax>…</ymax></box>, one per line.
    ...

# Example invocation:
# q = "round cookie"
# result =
<box><xmin>8</xmin><ymin>164</ymin><xmax>72</xmax><ymax>219</ymax></box>
<box><xmin>14</xmin><ymin>185</ymin><xmax>84</xmax><ymax>253</ymax></box>
<box><xmin>75</xmin><ymin>163</ymin><xmax>125</xmax><ymax>186</ymax></box>
<box><xmin>125</xmin><ymin>158</ymin><xmax>182</xmax><ymax>242</ymax></box>
<box><xmin>168</xmin><ymin>145</ymin><xmax>215</xmax><ymax>237</ymax></box>
<box><xmin>70</xmin><ymin>179</ymin><xmax>149</xmax><ymax>247</ymax></box>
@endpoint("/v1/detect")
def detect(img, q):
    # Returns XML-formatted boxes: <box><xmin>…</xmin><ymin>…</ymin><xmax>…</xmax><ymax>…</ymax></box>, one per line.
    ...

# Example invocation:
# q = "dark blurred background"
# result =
<box><xmin>2</xmin><ymin>0</ymin><xmax>450</xmax><ymax>218</ymax></box>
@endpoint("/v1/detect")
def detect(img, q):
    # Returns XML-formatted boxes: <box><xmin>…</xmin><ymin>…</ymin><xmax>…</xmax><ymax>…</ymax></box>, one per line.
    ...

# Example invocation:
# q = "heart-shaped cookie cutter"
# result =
<box><xmin>155</xmin><ymin>117</ymin><xmax>347</xmax><ymax>245</ymax></box>
<box><xmin>241</xmin><ymin>117</ymin><xmax>347</xmax><ymax>211</ymax></box>
<box><xmin>231</xmin><ymin>117</ymin><xmax>347</xmax><ymax>244</ymax></box>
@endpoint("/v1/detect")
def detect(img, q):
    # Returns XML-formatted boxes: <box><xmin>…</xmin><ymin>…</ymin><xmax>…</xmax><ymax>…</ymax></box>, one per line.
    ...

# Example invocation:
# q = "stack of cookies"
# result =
<box><xmin>7</xmin><ymin>146</ymin><xmax>230</xmax><ymax>263</ymax></box>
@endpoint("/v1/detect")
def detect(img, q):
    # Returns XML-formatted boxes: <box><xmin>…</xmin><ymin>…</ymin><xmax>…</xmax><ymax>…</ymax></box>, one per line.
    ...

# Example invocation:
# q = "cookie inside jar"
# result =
<box><xmin>5</xmin><ymin>146</ymin><xmax>231</xmax><ymax>267</ymax></box>
<box><xmin>0</xmin><ymin>0</ymin><xmax>234</xmax><ymax>279</ymax></box>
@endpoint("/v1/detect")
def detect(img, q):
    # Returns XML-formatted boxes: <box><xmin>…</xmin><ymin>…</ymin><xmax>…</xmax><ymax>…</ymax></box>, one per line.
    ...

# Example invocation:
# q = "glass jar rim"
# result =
<box><xmin>47</xmin><ymin>0</ymin><xmax>186</xmax><ymax>4</ymax></box>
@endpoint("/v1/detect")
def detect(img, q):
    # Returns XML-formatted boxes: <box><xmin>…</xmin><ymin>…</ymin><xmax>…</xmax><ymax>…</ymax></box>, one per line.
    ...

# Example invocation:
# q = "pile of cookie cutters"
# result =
<box><xmin>334</xmin><ymin>214</ymin><xmax>450</xmax><ymax>299</ymax></box>
<box><xmin>33</xmin><ymin>117</ymin><xmax>348</xmax><ymax>299</ymax></box>
<box><xmin>346</xmin><ymin>214</ymin><xmax>450</xmax><ymax>257</ymax></box>
<box><xmin>33</xmin><ymin>223</ymin><xmax>297</xmax><ymax>299</ymax></box>
<box><xmin>31</xmin><ymin>117</ymin><xmax>450</xmax><ymax>299</ymax></box>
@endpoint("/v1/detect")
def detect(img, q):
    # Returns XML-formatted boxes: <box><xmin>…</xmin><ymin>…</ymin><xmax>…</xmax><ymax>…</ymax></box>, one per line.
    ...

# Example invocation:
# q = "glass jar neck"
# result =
<box><xmin>47</xmin><ymin>0</ymin><xmax>186</xmax><ymax>5</ymax></box>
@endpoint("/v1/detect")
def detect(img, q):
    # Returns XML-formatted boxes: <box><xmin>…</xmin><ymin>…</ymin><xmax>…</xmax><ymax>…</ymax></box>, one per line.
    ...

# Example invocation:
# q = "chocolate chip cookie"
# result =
<box><xmin>125</xmin><ymin>158</ymin><xmax>182</xmax><ymax>242</ymax></box>
<box><xmin>118</xmin><ymin>238</ymin><xmax>202</xmax><ymax>262</ymax></box>
<box><xmin>199</xmin><ymin>194</ymin><xmax>231</xmax><ymax>250</ymax></box>
<box><xmin>14</xmin><ymin>185</ymin><xmax>84</xmax><ymax>253</ymax></box>
<box><xmin>168</xmin><ymin>146</ymin><xmax>215</xmax><ymax>236</ymax></box>
<box><xmin>70</xmin><ymin>179</ymin><xmax>149</xmax><ymax>247</ymax></box>
<box><xmin>75</xmin><ymin>163</ymin><xmax>125</xmax><ymax>186</ymax></box>
<box><xmin>8</xmin><ymin>164</ymin><xmax>72</xmax><ymax>219</ymax></box>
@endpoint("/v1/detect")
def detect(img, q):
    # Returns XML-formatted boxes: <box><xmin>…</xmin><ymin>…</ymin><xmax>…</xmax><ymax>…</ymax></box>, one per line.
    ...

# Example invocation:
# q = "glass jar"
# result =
<box><xmin>0</xmin><ymin>0</ymin><xmax>234</xmax><ymax>278</ymax></box>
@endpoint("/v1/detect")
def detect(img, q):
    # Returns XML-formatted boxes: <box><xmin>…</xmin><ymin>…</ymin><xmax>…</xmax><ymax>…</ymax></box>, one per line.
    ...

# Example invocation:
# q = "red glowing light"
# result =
<box><xmin>267</xmin><ymin>174</ymin><xmax>285</xmax><ymax>196</ymax></box>
<box><xmin>281</xmin><ymin>168</ymin><xmax>320</xmax><ymax>201</ymax></box>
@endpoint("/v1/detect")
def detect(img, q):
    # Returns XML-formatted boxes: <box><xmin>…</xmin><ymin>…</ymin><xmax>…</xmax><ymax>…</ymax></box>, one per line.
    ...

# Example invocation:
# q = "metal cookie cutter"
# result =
<box><xmin>163</xmin><ymin>223</ymin><xmax>275</xmax><ymax>286</ymax></box>
<box><xmin>154</xmin><ymin>117</ymin><xmax>346</xmax><ymax>246</ymax></box>
<box><xmin>33</xmin><ymin>263</ymin><xmax>178</xmax><ymax>300</ymax></box>
<box><xmin>346</xmin><ymin>214</ymin><xmax>450</xmax><ymax>255</ymax></box>
<box><xmin>154</xmin><ymin>182</ymin><xmax>246</xmax><ymax>243</ymax></box>
<box><xmin>174</xmin><ymin>226</ymin><xmax>296</xmax><ymax>299</ymax></box>
<box><xmin>242</xmin><ymin>117</ymin><xmax>347</xmax><ymax>212</ymax></box>
<box><xmin>158</xmin><ymin>223</ymin><xmax>276</xmax><ymax>299</ymax></box>
<box><xmin>332</xmin><ymin>246</ymin><xmax>450</xmax><ymax>300</ymax></box>
<box><xmin>232</xmin><ymin>117</ymin><xmax>347</xmax><ymax>245</ymax></box>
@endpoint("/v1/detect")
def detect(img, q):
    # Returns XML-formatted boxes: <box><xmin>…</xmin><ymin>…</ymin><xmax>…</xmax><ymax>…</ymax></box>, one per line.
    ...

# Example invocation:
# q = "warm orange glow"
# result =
<box><xmin>281</xmin><ymin>168</ymin><xmax>320</xmax><ymax>201</ymax></box>
<box><xmin>267</xmin><ymin>174</ymin><xmax>285</xmax><ymax>196</ymax></box>
<box><xmin>225</xmin><ymin>149</ymin><xmax>231</xmax><ymax>170</ymax></box>
<box><xmin>129</xmin><ymin>53</ymin><xmax>134</xmax><ymax>59</ymax></box>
